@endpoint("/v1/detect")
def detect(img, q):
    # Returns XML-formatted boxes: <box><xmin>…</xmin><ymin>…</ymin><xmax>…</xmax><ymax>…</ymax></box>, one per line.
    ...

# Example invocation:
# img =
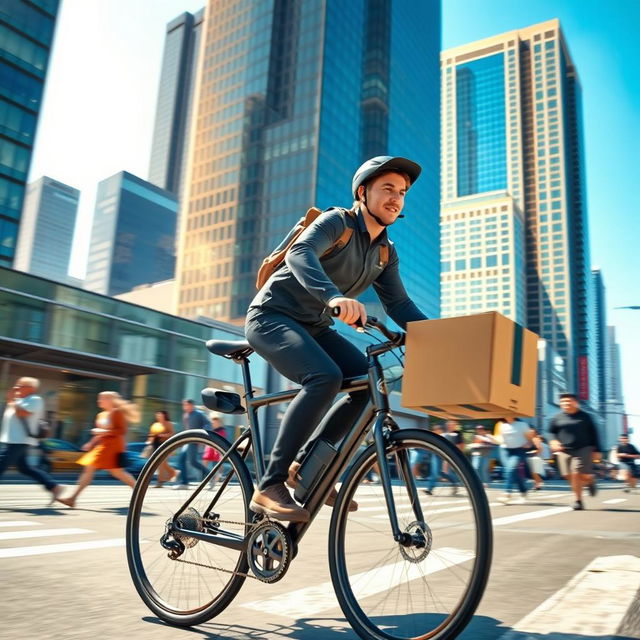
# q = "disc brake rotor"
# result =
<box><xmin>399</xmin><ymin>520</ymin><xmax>432</xmax><ymax>563</ymax></box>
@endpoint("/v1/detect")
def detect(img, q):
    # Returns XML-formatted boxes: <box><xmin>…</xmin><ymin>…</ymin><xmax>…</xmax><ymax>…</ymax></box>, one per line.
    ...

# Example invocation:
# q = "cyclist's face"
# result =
<box><xmin>362</xmin><ymin>172</ymin><xmax>408</xmax><ymax>224</ymax></box>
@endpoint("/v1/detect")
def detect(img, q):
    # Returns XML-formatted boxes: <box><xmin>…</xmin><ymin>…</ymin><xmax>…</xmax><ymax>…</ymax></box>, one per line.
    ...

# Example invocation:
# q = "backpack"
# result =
<box><xmin>256</xmin><ymin>207</ymin><xmax>388</xmax><ymax>290</ymax></box>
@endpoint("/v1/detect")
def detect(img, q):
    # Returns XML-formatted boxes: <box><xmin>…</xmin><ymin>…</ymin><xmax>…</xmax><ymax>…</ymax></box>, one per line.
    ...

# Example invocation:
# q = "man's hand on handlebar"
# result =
<box><xmin>328</xmin><ymin>297</ymin><xmax>367</xmax><ymax>329</ymax></box>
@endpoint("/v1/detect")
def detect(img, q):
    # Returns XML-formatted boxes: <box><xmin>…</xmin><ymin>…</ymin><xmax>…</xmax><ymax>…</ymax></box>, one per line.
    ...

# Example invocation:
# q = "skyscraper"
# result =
<box><xmin>176</xmin><ymin>0</ymin><xmax>441</xmax><ymax>323</ymax></box>
<box><xmin>0</xmin><ymin>0</ymin><xmax>60</xmax><ymax>267</ymax></box>
<box><xmin>84</xmin><ymin>171</ymin><xmax>177</xmax><ymax>296</ymax></box>
<box><xmin>14</xmin><ymin>176</ymin><xmax>79</xmax><ymax>283</ymax></box>
<box><xmin>148</xmin><ymin>8</ymin><xmax>204</xmax><ymax>203</ymax></box>
<box><xmin>440</xmin><ymin>19</ymin><xmax>593</xmax><ymax>398</ymax></box>
<box><xmin>591</xmin><ymin>268</ymin><xmax>607</xmax><ymax>420</ymax></box>
<box><xmin>604</xmin><ymin>325</ymin><xmax>625</xmax><ymax>448</ymax></box>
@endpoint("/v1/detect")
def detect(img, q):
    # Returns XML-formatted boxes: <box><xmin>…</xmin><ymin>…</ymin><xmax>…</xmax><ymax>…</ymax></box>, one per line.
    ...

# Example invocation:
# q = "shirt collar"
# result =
<box><xmin>354</xmin><ymin>206</ymin><xmax>388</xmax><ymax>245</ymax></box>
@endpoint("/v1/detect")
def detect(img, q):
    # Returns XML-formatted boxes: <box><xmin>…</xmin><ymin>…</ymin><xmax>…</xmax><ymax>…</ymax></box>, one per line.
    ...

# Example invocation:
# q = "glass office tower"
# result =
<box><xmin>0</xmin><ymin>0</ymin><xmax>60</xmax><ymax>267</ymax></box>
<box><xmin>176</xmin><ymin>0</ymin><xmax>441</xmax><ymax>323</ymax></box>
<box><xmin>148</xmin><ymin>9</ymin><xmax>204</xmax><ymax>204</ymax></box>
<box><xmin>84</xmin><ymin>171</ymin><xmax>177</xmax><ymax>296</ymax></box>
<box><xmin>441</xmin><ymin>19</ymin><xmax>594</xmax><ymax>400</ymax></box>
<box><xmin>14</xmin><ymin>175</ymin><xmax>79</xmax><ymax>282</ymax></box>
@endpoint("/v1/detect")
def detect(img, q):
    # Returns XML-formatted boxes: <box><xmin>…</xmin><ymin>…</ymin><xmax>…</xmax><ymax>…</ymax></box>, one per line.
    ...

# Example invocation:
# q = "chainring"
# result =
<box><xmin>246</xmin><ymin>519</ymin><xmax>293</xmax><ymax>583</ymax></box>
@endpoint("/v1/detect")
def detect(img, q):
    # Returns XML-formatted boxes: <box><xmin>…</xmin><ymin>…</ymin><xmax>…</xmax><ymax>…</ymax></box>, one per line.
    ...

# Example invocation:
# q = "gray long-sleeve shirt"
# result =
<box><xmin>248</xmin><ymin>207</ymin><xmax>427</xmax><ymax>328</ymax></box>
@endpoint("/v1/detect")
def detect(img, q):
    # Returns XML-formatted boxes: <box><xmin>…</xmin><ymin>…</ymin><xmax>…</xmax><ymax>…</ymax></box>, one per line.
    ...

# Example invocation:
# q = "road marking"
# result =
<box><xmin>492</xmin><ymin>506</ymin><xmax>572</xmax><ymax>526</ymax></box>
<box><xmin>497</xmin><ymin>555</ymin><xmax>640</xmax><ymax>639</ymax></box>
<box><xmin>0</xmin><ymin>527</ymin><xmax>91</xmax><ymax>541</ymax></box>
<box><xmin>0</xmin><ymin>538</ymin><xmax>125</xmax><ymax>558</ymax></box>
<box><xmin>603</xmin><ymin>498</ymin><xmax>626</xmax><ymax>504</ymax></box>
<box><xmin>0</xmin><ymin>521</ymin><xmax>41</xmax><ymax>528</ymax></box>
<box><xmin>241</xmin><ymin>546</ymin><xmax>474</xmax><ymax>618</ymax></box>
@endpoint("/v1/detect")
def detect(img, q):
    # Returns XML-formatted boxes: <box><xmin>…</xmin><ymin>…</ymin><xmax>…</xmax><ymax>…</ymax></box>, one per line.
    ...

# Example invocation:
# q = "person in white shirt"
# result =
<box><xmin>495</xmin><ymin>416</ymin><xmax>533</xmax><ymax>504</ymax></box>
<box><xmin>0</xmin><ymin>377</ymin><xmax>62</xmax><ymax>503</ymax></box>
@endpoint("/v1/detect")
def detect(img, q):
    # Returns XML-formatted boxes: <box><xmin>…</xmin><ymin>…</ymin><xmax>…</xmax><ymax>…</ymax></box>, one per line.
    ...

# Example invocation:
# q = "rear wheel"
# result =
<box><xmin>126</xmin><ymin>430</ymin><xmax>254</xmax><ymax>626</ymax></box>
<box><xmin>329</xmin><ymin>429</ymin><xmax>492</xmax><ymax>640</ymax></box>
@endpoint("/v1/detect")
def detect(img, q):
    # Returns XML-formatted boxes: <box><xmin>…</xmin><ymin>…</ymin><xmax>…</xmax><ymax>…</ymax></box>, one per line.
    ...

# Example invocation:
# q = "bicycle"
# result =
<box><xmin>126</xmin><ymin>314</ymin><xmax>493</xmax><ymax>640</ymax></box>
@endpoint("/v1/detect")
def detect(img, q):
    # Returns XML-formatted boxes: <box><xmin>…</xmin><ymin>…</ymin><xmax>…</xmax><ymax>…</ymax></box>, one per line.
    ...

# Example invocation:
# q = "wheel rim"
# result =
<box><xmin>127</xmin><ymin>434</ymin><xmax>250</xmax><ymax>618</ymax></box>
<box><xmin>332</xmin><ymin>435</ymin><xmax>491</xmax><ymax>640</ymax></box>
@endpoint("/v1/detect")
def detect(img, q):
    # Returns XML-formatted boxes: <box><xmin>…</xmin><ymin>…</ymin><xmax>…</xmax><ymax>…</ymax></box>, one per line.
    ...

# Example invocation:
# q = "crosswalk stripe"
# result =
<box><xmin>0</xmin><ymin>538</ymin><xmax>125</xmax><ymax>559</ymax></box>
<box><xmin>0</xmin><ymin>527</ymin><xmax>91</xmax><ymax>541</ymax></box>
<box><xmin>497</xmin><ymin>555</ymin><xmax>640</xmax><ymax>638</ymax></box>
<box><xmin>492</xmin><ymin>506</ymin><xmax>572</xmax><ymax>526</ymax></box>
<box><xmin>241</xmin><ymin>546</ymin><xmax>474</xmax><ymax>618</ymax></box>
<box><xmin>603</xmin><ymin>498</ymin><xmax>626</xmax><ymax>504</ymax></box>
<box><xmin>0</xmin><ymin>521</ymin><xmax>41</xmax><ymax>528</ymax></box>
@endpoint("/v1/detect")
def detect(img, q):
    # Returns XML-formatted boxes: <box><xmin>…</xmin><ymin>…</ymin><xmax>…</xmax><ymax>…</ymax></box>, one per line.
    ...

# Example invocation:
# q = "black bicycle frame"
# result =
<box><xmin>172</xmin><ymin>334</ymin><xmax>425</xmax><ymax>552</ymax></box>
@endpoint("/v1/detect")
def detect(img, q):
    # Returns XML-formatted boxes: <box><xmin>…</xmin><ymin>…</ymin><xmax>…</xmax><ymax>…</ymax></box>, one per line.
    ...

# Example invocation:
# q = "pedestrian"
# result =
<box><xmin>172</xmin><ymin>399</ymin><xmax>211</xmax><ymax>490</ymax></box>
<box><xmin>245</xmin><ymin>156</ymin><xmax>427</xmax><ymax>521</ymax></box>
<box><xmin>202</xmin><ymin>413</ymin><xmax>228</xmax><ymax>489</ymax></box>
<box><xmin>146</xmin><ymin>410</ymin><xmax>176</xmax><ymax>488</ymax></box>
<box><xmin>526</xmin><ymin>429</ymin><xmax>549</xmax><ymax>490</ymax></box>
<box><xmin>548</xmin><ymin>392</ymin><xmax>601</xmax><ymax>510</ymax></box>
<box><xmin>0</xmin><ymin>377</ymin><xmax>63</xmax><ymax>504</ymax></box>
<box><xmin>496</xmin><ymin>416</ymin><xmax>533</xmax><ymax>504</ymax></box>
<box><xmin>469</xmin><ymin>425</ymin><xmax>498</xmax><ymax>487</ymax></box>
<box><xmin>615</xmin><ymin>434</ymin><xmax>639</xmax><ymax>493</ymax></box>
<box><xmin>57</xmin><ymin>391</ymin><xmax>138</xmax><ymax>508</ymax></box>
<box><xmin>424</xmin><ymin>424</ymin><xmax>459</xmax><ymax>496</ymax></box>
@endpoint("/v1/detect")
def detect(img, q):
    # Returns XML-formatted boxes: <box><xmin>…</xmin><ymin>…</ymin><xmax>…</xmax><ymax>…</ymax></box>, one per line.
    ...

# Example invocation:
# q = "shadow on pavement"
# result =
<box><xmin>140</xmin><ymin>613</ymin><xmax>640</xmax><ymax>640</ymax></box>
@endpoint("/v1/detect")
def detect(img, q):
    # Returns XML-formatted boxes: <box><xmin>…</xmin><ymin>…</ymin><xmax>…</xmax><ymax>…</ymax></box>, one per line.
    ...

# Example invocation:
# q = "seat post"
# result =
<box><xmin>241</xmin><ymin>357</ymin><xmax>266</xmax><ymax>481</ymax></box>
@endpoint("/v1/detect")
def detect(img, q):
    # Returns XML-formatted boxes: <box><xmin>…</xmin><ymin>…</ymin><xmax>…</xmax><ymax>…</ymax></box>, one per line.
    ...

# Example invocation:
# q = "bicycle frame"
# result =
<box><xmin>172</xmin><ymin>330</ymin><xmax>425</xmax><ymax>553</ymax></box>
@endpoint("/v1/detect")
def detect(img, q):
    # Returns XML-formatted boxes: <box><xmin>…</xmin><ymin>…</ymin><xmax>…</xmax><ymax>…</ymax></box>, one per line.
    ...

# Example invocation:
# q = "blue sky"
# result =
<box><xmin>29</xmin><ymin>0</ymin><xmax>639</xmax><ymax>437</ymax></box>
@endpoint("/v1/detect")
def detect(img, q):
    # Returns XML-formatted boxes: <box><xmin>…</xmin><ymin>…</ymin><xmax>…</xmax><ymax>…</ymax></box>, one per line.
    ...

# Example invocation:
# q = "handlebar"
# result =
<box><xmin>330</xmin><ymin>306</ymin><xmax>404</xmax><ymax>345</ymax></box>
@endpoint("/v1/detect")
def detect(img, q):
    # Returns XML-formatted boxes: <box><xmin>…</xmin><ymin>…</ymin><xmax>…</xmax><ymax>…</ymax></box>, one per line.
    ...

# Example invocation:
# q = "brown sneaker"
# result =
<box><xmin>250</xmin><ymin>483</ymin><xmax>310</xmax><ymax>522</ymax></box>
<box><xmin>287</xmin><ymin>462</ymin><xmax>358</xmax><ymax>512</ymax></box>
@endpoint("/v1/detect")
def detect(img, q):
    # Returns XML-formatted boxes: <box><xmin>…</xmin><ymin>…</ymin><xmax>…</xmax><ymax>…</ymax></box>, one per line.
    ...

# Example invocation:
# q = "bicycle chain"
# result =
<box><xmin>172</xmin><ymin>516</ymin><xmax>263</xmax><ymax>579</ymax></box>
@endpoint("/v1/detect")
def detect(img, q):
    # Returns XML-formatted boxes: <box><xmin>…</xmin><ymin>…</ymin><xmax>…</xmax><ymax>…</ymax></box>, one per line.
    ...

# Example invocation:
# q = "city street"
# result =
<box><xmin>0</xmin><ymin>478</ymin><xmax>638</xmax><ymax>639</ymax></box>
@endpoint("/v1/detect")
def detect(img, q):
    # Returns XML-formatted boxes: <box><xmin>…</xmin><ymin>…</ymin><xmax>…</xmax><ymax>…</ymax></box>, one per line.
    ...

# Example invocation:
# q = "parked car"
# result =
<box><xmin>124</xmin><ymin>441</ymin><xmax>149</xmax><ymax>477</ymax></box>
<box><xmin>39</xmin><ymin>438</ymin><xmax>83</xmax><ymax>472</ymax></box>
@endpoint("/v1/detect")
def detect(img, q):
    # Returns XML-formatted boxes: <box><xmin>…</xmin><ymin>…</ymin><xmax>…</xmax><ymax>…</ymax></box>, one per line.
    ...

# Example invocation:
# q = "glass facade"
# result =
<box><xmin>0</xmin><ymin>0</ymin><xmax>59</xmax><ymax>266</ymax></box>
<box><xmin>456</xmin><ymin>53</ymin><xmax>507</xmax><ymax>197</ymax></box>
<box><xmin>85</xmin><ymin>172</ymin><xmax>177</xmax><ymax>296</ymax></box>
<box><xmin>0</xmin><ymin>265</ymin><xmax>267</xmax><ymax>444</ymax></box>
<box><xmin>148</xmin><ymin>9</ymin><xmax>204</xmax><ymax>206</ymax></box>
<box><xmin>178</xmin><ymin>0</ymin><xmax>441</xmax><ymax>322</ymax></box>
<box><xmin>442</xmin><ymin>21</ymin><xmax>596</xmax><ymax>414</ymax></box>
<box><xmin>13</xmin><ymin>176</ymin><xmax>79</xmax><ymax>281</ymax></box>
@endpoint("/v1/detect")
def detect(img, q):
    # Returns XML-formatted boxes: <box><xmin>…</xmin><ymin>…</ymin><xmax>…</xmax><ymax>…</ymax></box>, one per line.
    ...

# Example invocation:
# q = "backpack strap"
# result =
<box><xmin>321</xmin><ymin>208</ymin><xmax>355</xmax><ymax>258</ymax></box>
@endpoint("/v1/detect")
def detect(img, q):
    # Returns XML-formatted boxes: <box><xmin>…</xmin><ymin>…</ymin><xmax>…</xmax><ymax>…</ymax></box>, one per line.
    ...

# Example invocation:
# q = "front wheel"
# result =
<box><xmin>126</xmin><ymin>430</ymin><xmax>254</xmax><ymax>627</ymax></box>
<box><xmin>329</xmin><ymin>429</ymin><xmax>492</xmax><ymax>640</ymax></box>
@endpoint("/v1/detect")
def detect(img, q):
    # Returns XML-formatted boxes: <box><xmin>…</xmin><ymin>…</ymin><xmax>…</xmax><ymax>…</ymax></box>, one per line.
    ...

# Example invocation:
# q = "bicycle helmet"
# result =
<box><xmin>351</xmin><ymin>156</ymin><xmax>422</xmax><ymax>199</ymax></box>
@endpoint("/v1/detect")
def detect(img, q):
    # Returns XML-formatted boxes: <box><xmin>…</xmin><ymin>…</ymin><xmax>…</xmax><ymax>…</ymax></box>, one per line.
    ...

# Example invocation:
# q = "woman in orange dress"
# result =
<box><xmin>57</xmin><ymin>391</ymin><xmax>138</xmax><ymax>507</ymax></box>
<box><xmin>146</xmin><ymin>410</ymin><xmax>176</xmax><ymax>488</ymax></box>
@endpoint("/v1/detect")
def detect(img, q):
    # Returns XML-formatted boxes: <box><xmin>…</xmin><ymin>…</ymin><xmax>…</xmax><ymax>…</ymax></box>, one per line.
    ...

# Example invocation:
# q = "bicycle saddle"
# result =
<box><xmin>206</xmin><ymin>339</ymin><xmax>254</xmax><ymax>359</ymax></box>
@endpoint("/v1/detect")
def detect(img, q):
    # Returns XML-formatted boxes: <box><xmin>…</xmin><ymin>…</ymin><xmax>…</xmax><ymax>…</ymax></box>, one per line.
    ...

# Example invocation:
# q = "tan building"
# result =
<box><xmin>440</xmin><ymin>19</ymin><xmax>595</xmax><ymax>400</ymax></box>
<box><xmin>174</xmin><ymin>0</ymin><xmax>442</xmax><ymax>325</ymax></box>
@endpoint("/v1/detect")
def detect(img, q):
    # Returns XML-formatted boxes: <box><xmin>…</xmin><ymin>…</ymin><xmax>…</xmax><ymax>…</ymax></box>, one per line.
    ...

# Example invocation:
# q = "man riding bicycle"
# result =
<box><xmin>245</xmin><ymin>156</ymin><xmax>429</xmax><ymax>522</ymax></box>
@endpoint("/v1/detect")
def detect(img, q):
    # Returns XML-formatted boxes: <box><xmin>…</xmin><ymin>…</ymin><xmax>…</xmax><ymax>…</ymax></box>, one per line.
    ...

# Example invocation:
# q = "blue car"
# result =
<box><xmin>124</xmin><ymin>442</ymin><xmax>148</xmax><ymax>477</ymax></box>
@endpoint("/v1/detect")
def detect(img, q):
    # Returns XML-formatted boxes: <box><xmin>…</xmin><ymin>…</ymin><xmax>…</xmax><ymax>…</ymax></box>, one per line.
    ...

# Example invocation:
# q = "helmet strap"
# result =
<box><xmin>362</xmin><ymin>184</ymin><xmax>391</xmax><ymax>227</ymax></box>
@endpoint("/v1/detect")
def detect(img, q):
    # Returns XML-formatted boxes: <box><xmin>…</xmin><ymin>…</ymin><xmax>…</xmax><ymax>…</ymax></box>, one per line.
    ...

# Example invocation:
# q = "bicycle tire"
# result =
<box><xmin>329</xmin><ymin>429</ymin><xmax>492</xmax><ymax>640</ymax></box>
<box><xmin>126</xmin><ymin>430</ymin><xmax>254</xmax><ymax>627</ymax></box>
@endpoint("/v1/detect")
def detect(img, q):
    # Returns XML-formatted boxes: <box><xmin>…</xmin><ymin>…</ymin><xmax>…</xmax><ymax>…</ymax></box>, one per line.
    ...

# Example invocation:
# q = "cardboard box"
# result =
<box><xmin>401</xmin><ymin>312</ymin><xmax>538</xmax><ymax>419</ymax></box>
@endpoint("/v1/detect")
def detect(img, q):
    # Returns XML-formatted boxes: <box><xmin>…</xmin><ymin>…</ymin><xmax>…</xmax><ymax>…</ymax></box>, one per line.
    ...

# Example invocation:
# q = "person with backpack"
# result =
<box><xmin>245</xmin><ymin>156</ymin><xmax>428</xmax><ymax>522</ymax></box>
<box><xmin>0</xmin><ymin>376</ymin><xmax>62</xmax><ymax>504</ymax></box>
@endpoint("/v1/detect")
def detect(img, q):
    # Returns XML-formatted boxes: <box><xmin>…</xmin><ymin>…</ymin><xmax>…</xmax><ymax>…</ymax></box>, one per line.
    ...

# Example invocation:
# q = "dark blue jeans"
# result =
<box><xmin>177</xmin><ymin>443</ymin><xmax>209</xmax><ymax>485</ymax></box>
<box><xmin>426</xmin><ymin>454</ymin><xmax>458</xmax><ymax>492</ymax></box>
<box><xmin>0</xmin><ymin>443</ymin><xmax>58</xmax><ymax>491</ymax></box>
<box><xmin>245</xmin><ymin>310</ymin><xmax>369</xmax><ymax>490</ymax></box>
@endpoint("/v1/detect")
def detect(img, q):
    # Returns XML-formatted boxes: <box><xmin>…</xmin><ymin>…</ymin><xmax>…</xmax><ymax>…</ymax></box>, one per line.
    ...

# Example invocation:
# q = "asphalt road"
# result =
<box><xmin>0</xmin><ymin>478</ymin><xmax>638</xmax><ymax>640</ymax></box>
